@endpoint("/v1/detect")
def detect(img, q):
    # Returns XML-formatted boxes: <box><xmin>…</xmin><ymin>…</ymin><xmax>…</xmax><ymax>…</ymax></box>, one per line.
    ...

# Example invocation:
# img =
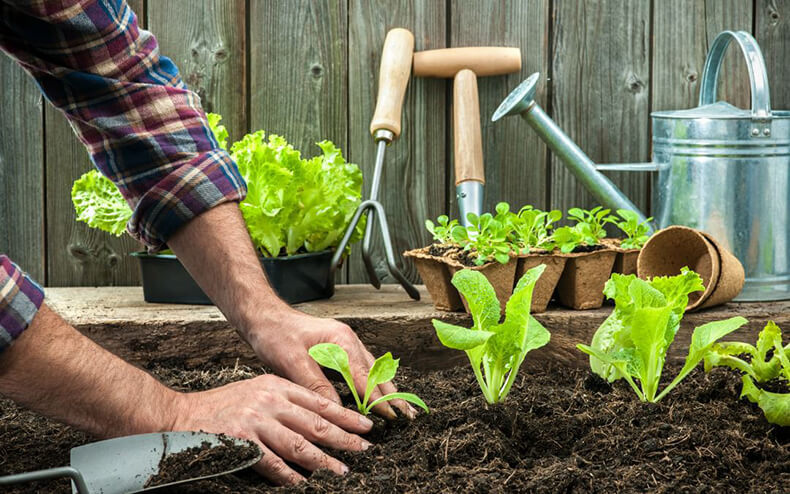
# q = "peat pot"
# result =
<box><xmin>131</xmin><ymin>250</ymin><xmax>335</xmax><ymax>305</ymax></box>
<box><xmin>493</xmin><ymin>30</ymin><xmax>790</xmax><ymax>301</ymax></box>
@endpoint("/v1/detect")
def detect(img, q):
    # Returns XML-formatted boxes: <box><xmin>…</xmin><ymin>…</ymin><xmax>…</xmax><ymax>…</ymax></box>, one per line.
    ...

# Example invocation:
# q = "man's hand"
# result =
<box><xmin>168</xmin><ymin>203</ymin><xmax>416</xmax><ymax>419</ymax></box>
<box><xmin>247</xmin><ymin>311</ymin><xmax>417</xmax><ymax>419</ymax></box>
<box><xmin>172</xmin><ymin>374</ymin><xmax>373</xmax><ymax>485</ymax></box>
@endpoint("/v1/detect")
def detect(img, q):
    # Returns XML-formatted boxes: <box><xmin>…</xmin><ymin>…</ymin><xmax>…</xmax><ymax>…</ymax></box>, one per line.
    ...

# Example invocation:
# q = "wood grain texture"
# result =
<box><xmin>46</xmin><ymin>285</ymin><xmax>789</xmax><ymax>371</ymax></box>
<box><xmin>0</xmin><ymin>56</ymin><xmax>45</xmax><ymax>281</ymax></box>
<box><xmin>347</xmin><ymin>0</ymin><xmax>447</xmax><ymax>284</ymax></box>
<box><xmin>756</xmin><ymin>0</ymin><xmax>790</xmax><ymax>110</ymax></box>
<box><xmin>549</xmin><ymin>0</ymin><xmax>651</xmax><ymax>216</ymax></box>
<box><xmin>147</xmin><ymin>0</ymin><xmax>247</xmax><ymax>143</ymax></box>
<box><xmin>449</xmin><ymin>0</ymin><xmax>550</xmax><ymax>215</ymax></box>
<box><xmin>652</xmin><ymin>0</ymin><xmax>752</xmax><ymax>113</ymax></box>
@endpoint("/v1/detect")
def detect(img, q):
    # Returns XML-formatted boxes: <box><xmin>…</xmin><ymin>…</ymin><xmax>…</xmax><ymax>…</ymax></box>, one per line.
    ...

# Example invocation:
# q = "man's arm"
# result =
<box><xmin>0</xmin><ymin>303</ymin><xmax>373</xmax><ymax>485</ymax></box>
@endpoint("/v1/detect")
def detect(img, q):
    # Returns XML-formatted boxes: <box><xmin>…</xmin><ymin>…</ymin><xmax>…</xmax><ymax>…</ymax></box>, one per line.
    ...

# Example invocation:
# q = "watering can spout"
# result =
<box><xmin>493</xmin><ymin>73</ymin><xmax>653</xmax><ymax>230</ymax></box>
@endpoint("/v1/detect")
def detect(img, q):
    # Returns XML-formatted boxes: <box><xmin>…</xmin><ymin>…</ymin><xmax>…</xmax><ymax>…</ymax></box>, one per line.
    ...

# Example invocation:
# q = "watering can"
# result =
<box><xmin>493</xmin><ymin>30</ymin><xmax>790</xmax><ymax>302</ymax></box>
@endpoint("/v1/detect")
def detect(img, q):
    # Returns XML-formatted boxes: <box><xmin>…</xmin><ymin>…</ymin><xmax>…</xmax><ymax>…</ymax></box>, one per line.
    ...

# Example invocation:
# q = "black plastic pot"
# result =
<box><xmin>131</xmin><ymin>250</ymin><xmax>335</xmax><ymax>305</ymax></box>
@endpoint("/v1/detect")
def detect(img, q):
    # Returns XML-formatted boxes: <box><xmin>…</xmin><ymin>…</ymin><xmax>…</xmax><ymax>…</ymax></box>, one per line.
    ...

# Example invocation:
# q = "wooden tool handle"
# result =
<box><xmin>414</xmin><ymin>47</ymin><xmax>521</xmax><ymax>78</ymax></box>
<box><xmin>454</xmin><ymin>69</ymin><xmax>485</xmax><ymax>185</ymax></box>
<box><xmin>369</xmin><ymin>28</ymin><xmax>415</xmax><ymax>139</ymax></box>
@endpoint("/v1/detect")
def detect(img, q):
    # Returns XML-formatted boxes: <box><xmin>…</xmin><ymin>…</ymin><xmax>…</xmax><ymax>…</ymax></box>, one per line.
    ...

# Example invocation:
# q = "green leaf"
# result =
<box><xmin>451</xmin><ymin>269</ymin><xmax>501</xmax><ymax>331</ymax></box>
<box><xmin>206</xmin><ymin>112</ymin><xmax>229</xmax><ymax>150</ymax></box>
<box><xmin>741</xmin><ymin>375</ymin><xmax>790</xmax><ymax>426</ymax></box>
<box><xmin>367</xmin><ymin>392</ymin><xmax>429</xmax><ymax>414</ymax></box>
<box><xmin>364</xmin><ymin>352</ymin><xmax>399</xmax><ymax>408</ymax></box>
<box><xmin>71</xmin><ymin>170</ymin><xmax>133</xmax><ymax>236</ymax></box>
<box><xmin>629</xmin><ymin>306</ymin><xmax>674</xmax><ymax>401</ymax></box>
<box><xmin>432</xmin><ymin>319</ymin><xmax>494</xmax><ymax>350</ymax></box>
<box><xmin>308</xmin><ymin>343</ymin><xmax>361</xmax><ymax>410</ymax></box>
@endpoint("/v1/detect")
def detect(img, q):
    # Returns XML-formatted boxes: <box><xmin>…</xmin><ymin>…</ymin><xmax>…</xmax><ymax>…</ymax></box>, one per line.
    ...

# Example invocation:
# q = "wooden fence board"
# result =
<box><xmin>549</xmin><ymin>0</ymin><xmax>651</xmax><ymax>217</ymax></box>
<box><xmin>0</xmin><ymin>57</ymin><xmax>45</xmax><ymax>281</ymax></box>
<box><xmin>652</xmin><ymin>0</ymin><xmax>752</xmax><ymax>114</ymax></box>
<box><xmin>756</xmin><ymin>0</ymin><xmax>790</xmax><ymax>110</ymax></box>
<box><xmin>448</xmin><ymin>0</ymin><xmax>550</xmax><ymax>216</ymax></box>
<box><xmin>347</xmin><ymin>0</ymin><xmax>447</xmax><ymax>285</ymax></box>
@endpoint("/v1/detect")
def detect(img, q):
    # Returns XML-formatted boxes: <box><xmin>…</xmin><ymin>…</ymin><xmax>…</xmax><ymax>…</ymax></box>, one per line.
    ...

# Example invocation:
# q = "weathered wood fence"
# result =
<box><xmin>1</xmin><ymin>0</ymin><xmax>788</xmax><ymax>287</ymax></box>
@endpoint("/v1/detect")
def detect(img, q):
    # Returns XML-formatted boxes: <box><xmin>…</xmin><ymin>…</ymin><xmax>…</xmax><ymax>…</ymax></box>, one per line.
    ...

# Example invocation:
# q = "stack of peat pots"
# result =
<box><xmin>405</xmin><ymin>237</ymin><xmax>638</xmax><ymax>313</ymax></box>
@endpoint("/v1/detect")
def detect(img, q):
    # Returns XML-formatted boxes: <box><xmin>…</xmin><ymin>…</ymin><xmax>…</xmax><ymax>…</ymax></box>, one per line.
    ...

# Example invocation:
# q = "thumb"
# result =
<box><xmin>290</xmin><ymin>359</ymin><xmax>342</xmax><ymax>404</ymax></box>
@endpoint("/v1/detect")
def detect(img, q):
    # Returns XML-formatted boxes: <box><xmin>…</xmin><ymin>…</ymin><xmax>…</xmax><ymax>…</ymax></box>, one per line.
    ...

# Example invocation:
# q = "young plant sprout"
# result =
<box><xmin>567</xmin><ymin>206</ymin><xmax>617</xmax><ymax>241</ymax></box>
<box><xmin>704</xmin><ymin>321</ymin><xmax>790</xmax><ymax>426</ymax></box>
<box><xmin>615</xmin><ymin>209</ymin><xmax>653</xmax><ymax>249</ymax></box>
<box><xmin>509</xmin><ymin>206</ymin><xmax>562</xmax><ymax>253</ymax></box>
<box><xmin>452</xmin><ymin>207</ymin><xmax>513</xmax><ymax>265</ymax></box>
<box><xmin>551</xmin><ymin>225</ymin><xmax>586</xmax><ymax>253</ymax></box>
<box><xmin>308</xmin><ymin>343</ymin><xmax>428</xmax><ymax>416</ymax></box>
<box><xmin>577</xmin><ymin>269</ymin><xmax>747</xmax><ymax>402</ymax></box>
<box><xmin>432</xmin><ymin>265</ymin><xmax>550</xmax><ymax>404</ymax></box>
<box><xmin>425</xmin><ymin>215</ymin><xmax>460</xmax><ymax>245</ymax></box>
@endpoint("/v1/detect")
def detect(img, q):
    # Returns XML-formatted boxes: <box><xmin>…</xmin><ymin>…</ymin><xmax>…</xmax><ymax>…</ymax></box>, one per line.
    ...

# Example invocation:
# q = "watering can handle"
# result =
<box><xmin>698</xmin><ymin>30</ymin><xmax>772</xmax><ymax>120</ymax></box>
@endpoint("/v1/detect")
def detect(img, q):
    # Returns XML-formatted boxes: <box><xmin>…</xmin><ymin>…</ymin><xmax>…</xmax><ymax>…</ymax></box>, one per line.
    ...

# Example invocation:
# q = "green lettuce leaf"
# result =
<box><xmin>71</xmin><ymin>169</ymin><xmax>133</xmax><ymax>236</ymax></box>
<box><xmin>206</xmin><ymin>112</ymin><xmax>229</xmax><ymax>150</ymax></box>
<box><xmin>741</xmin><ymin>375</ymin><xmax>790</xmax><ymax>426</ymax></box>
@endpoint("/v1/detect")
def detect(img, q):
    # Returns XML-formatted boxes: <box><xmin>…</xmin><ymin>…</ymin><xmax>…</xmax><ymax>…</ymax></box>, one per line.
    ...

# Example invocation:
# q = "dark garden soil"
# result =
<box><xmin>1</xmin><ymin>361</ymin><xmax>788</xmax><ymax>493</ymax></box>
<box><xmin>571</xmin><ymin>244</ymin><xmax>605</xmax><ymax>254</ymax></box>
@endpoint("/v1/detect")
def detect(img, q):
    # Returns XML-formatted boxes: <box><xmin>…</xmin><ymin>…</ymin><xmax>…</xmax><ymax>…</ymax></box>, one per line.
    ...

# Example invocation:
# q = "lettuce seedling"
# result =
<box><xmin>704</xmin><ymin>321</ymin><xmax>790</xmax><ymax>426</ymax></box>
<box><xmin>552</xmin><ymin>225</ymin><xmax>587</xmax><ymax>253</ymax></box>
<box><xmin>616</xmin><ymin>209</ymin><xmax>652</xmax><ymax>250</ymax></box>
<box><xmin>452</xmin><ymin>207</ymin><xmax>513</xmax><ymax>265</ymax></box>
<box><xmin>308</xmin><ymin>343</ymin><xmax>428</xmax><ymax>415</ymax></box>
<box><xmin>567</xmin><ymin>206</ymin><xmax>617</xmax><ymax>242</ymax></box>
<box><xmin>509</xmin><ymin>206</ymin><xmax>562</xmax><ymax>253</ymax></box>
<box><xmin>425</xmin><ymin>215</ymin><xmax>460</xmax><ymax>245</ymax></box>
<box><xmin>431</xmin><ymin>265</ymin><xmax>550</xmax><ymax>404</ymax></box>
<box><xmin>577</xmin><ymin>269</ymin><xmax>747</xmax><ymax>402</ymax></box>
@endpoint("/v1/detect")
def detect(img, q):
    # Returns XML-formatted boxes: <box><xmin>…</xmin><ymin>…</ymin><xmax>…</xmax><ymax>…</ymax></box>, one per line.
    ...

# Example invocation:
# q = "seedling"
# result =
<box><xmin>567</xmin><ymin>207</ymin><xmax>616</xmax><ymax>242</ymax></box>
<box><xmin>308</xmin><ymin>343</ymin><xmax>428</xmax><ymax>415</ymax></box>
<box><xmin>425</xmin><ymin>215</ymin><xmax>460</xmax><ymax>245</ymax></box>
<box><xmin>552</xmin><ymin>225</ymin><xmax>587</xmax><ymax>254</ymax></box>
<box><xmin>616</xmin><ymin>209</ymin><xmax>652</xmax><ymax>250</ymax></box>
<box><xmin>452</xmin><ymin>206</ymin><xmax>513</xmax><ymax>265</ymax></box>
<box><xmin>577</xmin><ymin>269</ymin><xmax>747</xmax><ymax>402</ymax></box>
<box><xmin>432</xmin><ymin>265</ymin><xmax>550</xmax><ymax>404</ymax></box>
<box><xmin>510</xmin><ymin>206</ymin><xmax>562</xmax><ymax>253</ymax></box>
<box><xmin>704</xmin><ymin>321</ymin><xmax>790</xmax><ymax>426</ymax></box>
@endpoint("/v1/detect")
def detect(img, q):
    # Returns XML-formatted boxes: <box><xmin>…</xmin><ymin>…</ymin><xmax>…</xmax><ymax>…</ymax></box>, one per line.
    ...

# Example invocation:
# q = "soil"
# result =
<box><xmin>427</xmin><ymin>244</ymin><xmax>458</xmax><ymax>258</ymax></box>
<box><xmin>1</xmin><ymin>362</ymin><xmax>788</xmax><ymax>493</ymax></box>
<box><xmin>571</xmin><ymin>244</ymin><xmax>605</xmax><ymax>253</ymax></box>
<box><xmin>144</xmin><ymin>434</ymin><xmax>260</xmax><ymax>488</ymax></box>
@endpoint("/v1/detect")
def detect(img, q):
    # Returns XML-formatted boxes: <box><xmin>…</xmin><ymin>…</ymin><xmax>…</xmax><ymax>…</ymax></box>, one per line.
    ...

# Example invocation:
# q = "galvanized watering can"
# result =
<box><xmin>493</xmin><ymin>30</ymin><xmax>790</xmax><ymax>302</ymax></box>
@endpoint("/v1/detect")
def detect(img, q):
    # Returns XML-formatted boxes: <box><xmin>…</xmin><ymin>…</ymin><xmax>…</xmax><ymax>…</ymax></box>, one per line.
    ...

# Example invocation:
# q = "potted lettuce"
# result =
<box><xmin>71</xmin><ymin>114</ymin><xmax>364</xmax><ymax>304</ymax></box>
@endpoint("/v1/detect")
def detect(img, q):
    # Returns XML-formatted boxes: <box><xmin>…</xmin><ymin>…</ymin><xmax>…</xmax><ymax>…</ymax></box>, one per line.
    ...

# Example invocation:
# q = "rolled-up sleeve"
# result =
<box><xmin>0</xmin><ymin>256</ymin><xmax>45</xmax><ymax>354</ymax></box>
<box><xmin>0</xmin><ymin>0</ymin><xmax>246</xmax><ymax>251</ymax></box>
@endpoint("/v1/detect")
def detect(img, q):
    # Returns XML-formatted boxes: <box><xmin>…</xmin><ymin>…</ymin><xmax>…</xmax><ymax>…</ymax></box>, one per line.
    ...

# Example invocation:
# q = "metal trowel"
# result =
<box><xmin>0</xmin><ymin>431</ymin><xmax>262</xmax><ymax>494</ymax></box>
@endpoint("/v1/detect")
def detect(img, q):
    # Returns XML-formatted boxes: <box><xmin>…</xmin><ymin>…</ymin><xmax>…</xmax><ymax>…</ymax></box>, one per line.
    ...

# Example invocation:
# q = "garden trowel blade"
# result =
<box><xmin>69</xmin><ymin>431</ymin><xmax>261</xmax><ymax>494</ymax></box>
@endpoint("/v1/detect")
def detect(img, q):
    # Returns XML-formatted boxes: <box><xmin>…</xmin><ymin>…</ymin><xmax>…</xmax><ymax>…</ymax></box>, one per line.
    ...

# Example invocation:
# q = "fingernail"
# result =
<box><xmin>341</xmin><ymin>463</ymin><xmax>349</xmax><ymax>475</ymax></box>
<box><xmin>361</xmin><ymin>440</ymin><xmax>372</xmax><ymax>451</ymax></box>
<box><xmin>359</xmin><ymin>415</ymin><xmax>374</xmax><ymax>428</ymax></box>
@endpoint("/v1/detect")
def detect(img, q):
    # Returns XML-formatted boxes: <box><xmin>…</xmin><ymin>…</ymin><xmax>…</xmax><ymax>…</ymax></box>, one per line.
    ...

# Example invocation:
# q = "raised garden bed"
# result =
<box><xmin>2</xmin><ymin>286</ymin><xmax>788</xmax><ymax>493</ymax></box>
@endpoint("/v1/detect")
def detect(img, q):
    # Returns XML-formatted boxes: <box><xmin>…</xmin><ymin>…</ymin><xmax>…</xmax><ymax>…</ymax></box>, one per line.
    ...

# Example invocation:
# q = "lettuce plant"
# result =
<box><xmin>308</xmin><ymin>343</ymin><xmax>428</xmax><ymax>415</ymax></box>
<box><xmin>431</xmin><ymin>265</ymin><xmax>550</xmax><ymax>404</ymax></box>
<box><xmin>552</xmin><ymin>225</ymin><xmax>588</xmax><ymax>253</ymax></box>
<box><xmin>567</xmin><ymin>206</ymin><xmax>616</xmax><ymax>242</ymax></box>
<box><xmin>577</xmin><ymin>269</ymin><xmax>747</xmax><ymax>402</ymax></box>
<box><xmin>452</xmin><ymin>204</ymin><xmax>514</xmax><ymax>265</ymax></box>
<box><xmin>509</xmin><ymin>206</ymin><xmax>562</xmax><ymax>254</ymax></box>
<box><xmin>425</xmin><ymin>215</ymin><xmax>459</xmax><ymax>245</ymax></box>
<box><xmin>704</xmin><ymin>321</ymin><xmax>790</xmax><ymax>426</ymax></box>
<box><xmin>616</xmin><ymin>209</ymin><xmax>652</xmax><ymax>250</ymax></box>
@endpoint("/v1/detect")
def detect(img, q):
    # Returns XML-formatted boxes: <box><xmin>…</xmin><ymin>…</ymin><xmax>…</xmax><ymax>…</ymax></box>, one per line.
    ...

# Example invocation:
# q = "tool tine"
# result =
<box><xmin>361</xmin><ymin>209</ymin><xmax>381</xmax><ymax>289</ymax></box>
<box><xmin>369</xmin><ymin>202</ymin><xmax>420</xmax><ymax>300</ymax></box>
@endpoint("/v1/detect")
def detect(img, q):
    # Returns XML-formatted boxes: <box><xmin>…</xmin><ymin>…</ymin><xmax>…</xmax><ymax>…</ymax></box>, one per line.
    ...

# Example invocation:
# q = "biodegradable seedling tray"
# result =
<box><xmin>516</xmin><ymin>253</ymin><xmax>567</xmax><ymax>313</ymax></box>
<box><xmin>404</xmin><ymin>247</ymin><xmax>464</xmax><ymax>311</ymax></box>
<box><xmin>555</xmin><ymin>248</ymin><xmax>618</xmax><ymax>310</ymax></box>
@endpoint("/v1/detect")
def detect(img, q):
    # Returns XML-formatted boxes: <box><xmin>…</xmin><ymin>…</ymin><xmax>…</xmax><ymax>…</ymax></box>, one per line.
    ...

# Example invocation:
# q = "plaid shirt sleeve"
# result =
<box><xmin>0</xmin><ymin>0</ymin><xmax>247</xmax><ymax>251</ymax></box>
<box><xmin>0</xmin><ymin>256</ymin><xmax>45</xmax><ymax>354</ymax></box>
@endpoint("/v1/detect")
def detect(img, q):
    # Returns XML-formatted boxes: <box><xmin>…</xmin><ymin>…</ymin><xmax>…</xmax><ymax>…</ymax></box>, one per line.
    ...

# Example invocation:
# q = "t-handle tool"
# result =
<box><xmin>330</xmin><ymin>28</ymin><xmax>420</xmax><ymax>300</ymax></box>
<box><xmin>413</xmin><ymin>47</ymin><xmax>522</xmax><ymax>225</ymax></box>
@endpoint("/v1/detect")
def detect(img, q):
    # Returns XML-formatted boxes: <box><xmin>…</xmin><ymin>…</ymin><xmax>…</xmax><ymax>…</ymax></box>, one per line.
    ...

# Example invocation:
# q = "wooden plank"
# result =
<box><xmin>0</xmin><ymin>57</ymin><xmax>45</xmax><ymax>281</ymax></box>
<box><xmin>549</xmin><ymin>0</ymin><xmax>651</xmax><ymax>217</ymax></box>
<box><xmin>652</xmin><ymin>0</ymin><xmax>752</xmax><ymax>114</ymax></box>
<box><xmin>147</xmin><ymin>0</ymin><xmax>246</xmax><ymax>143</ymax></box>
<box><xmin>448</xmin><ymin>0</ymin><xmax>550</xmax><ymax>216</ymax></box>
<box><xmin>755</xmin><ymin>0</ymin><xmax>790</xmax><ymax>110</ymax></box>
<box><xmin>46</xmin><ymin>285</ymin><xmax>788</xmax><ymax>371</ymax></box>
<box><xmin>249</xmin><ymin>0</ymin><xmax>349</xmax><ymax>283</ymax></box>
<box><xmin>347</xmin><ymin>0</ymin><xmax>447</xmax><ymax>284</ymax></box>
<box><xmin>43</xmin><ymin>0</ymin><xmax>146</xmax><ymax>287</ymax></box>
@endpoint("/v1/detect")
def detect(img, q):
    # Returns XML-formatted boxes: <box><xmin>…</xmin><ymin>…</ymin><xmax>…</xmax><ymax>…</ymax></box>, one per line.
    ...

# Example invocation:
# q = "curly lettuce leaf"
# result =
<box><xmin>206</xmin><ymin>112</ymin><xmax>229</xmax><ymax>150</ymax></box>
<box><xmin>71</xmin><ymin>169</ymin><xmax>133</xmax><ymax>236</ymax></box>
<box><xmin>741</xmin><ymin>375</ymin><xmax>790</xmax><ymax>426</ymax></box>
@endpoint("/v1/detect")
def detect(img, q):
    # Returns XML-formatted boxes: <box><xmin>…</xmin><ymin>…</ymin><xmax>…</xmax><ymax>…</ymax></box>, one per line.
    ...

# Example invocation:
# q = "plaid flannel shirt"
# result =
<box><xmin>0</xmin><ymin>0</ymin><xmax>246</xmax><ymax>353</ymax></box>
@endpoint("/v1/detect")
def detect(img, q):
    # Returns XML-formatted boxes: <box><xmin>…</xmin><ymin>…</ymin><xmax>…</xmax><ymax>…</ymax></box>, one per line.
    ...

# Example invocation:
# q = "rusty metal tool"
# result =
<box><xmin>330</xmin><ymin>28</ymin><xmax>420</xmax><ymax>300</ymax></box>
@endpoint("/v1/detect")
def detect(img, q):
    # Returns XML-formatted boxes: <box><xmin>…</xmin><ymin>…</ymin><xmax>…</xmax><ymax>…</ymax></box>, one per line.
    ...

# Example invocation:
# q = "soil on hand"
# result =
<box><xmin>1</xmin><ymin>362</ymin><xmax>788</xmax><ymax>493</ymax></box>
<box><xmin>144</xmin><ymin>435</ymin><xmax>259</xmax><ymax>488</ymax></box>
